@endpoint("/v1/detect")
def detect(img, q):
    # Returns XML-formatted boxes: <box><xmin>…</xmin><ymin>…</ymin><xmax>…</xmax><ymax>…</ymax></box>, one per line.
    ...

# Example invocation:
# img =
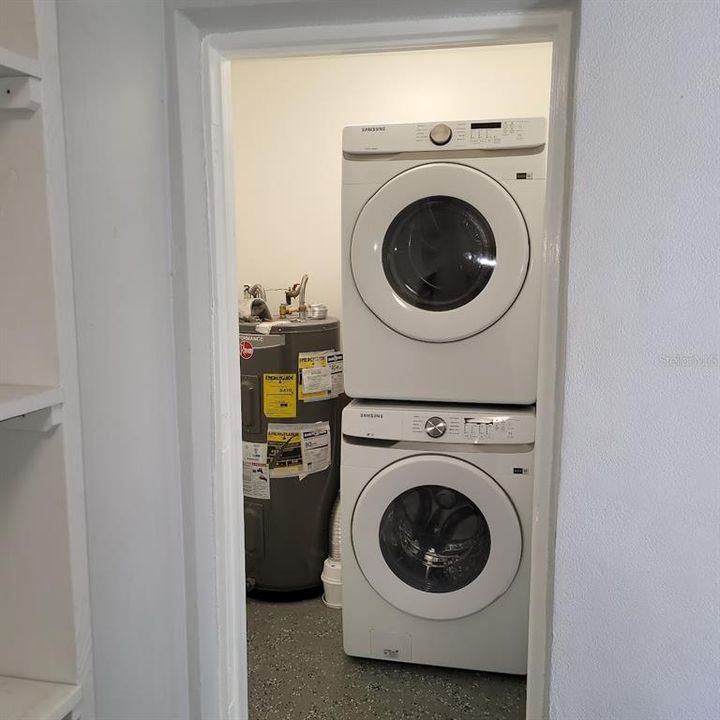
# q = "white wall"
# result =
<box><xmin>232</xmin><ymin>44</ymin><xmax>552</xmax><ymax>318</ymax></box>
<box><xmin>57</xmin><ymin>2</ymin><xmax>190</xmax><ymax>719</ymax></box>
<box><xmin>552</xmin><ymin>1</ymin><xmax>720</xmax><ymax>718</ymax></box>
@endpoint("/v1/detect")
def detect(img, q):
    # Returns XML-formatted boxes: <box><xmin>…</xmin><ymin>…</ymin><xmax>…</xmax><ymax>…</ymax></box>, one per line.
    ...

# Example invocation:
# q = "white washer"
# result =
<box><xmin>341</xmin><ymin>400</ymin><xmax>534</xmax><ymax>674</ymax></box>
<box><xmin>342</xmin><ymin>118</ymin><xmax>547</xmax><ymax>404</ymax></box>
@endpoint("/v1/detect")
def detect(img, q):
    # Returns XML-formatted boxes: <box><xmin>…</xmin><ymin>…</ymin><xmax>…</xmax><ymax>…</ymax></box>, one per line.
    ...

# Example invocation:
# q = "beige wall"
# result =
<box><xmin>232</xmin><ymin>43</ymin><xmax>552</xmax><ymax>318</ymax></box>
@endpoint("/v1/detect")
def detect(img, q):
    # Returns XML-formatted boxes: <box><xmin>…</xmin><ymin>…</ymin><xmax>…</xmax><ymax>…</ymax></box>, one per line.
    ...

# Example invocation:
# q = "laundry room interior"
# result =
<box><xmin>233</xmin><ymin>41</ymin><xmax>553</xmax><ymax>719</ymax></box>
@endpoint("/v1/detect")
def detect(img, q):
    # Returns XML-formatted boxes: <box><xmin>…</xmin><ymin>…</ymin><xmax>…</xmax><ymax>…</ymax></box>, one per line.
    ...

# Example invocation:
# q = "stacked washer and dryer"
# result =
<box><xmin>340</xmin><ymin>118</ymin><xmax>547</xmax><ymax>674</ymax></box>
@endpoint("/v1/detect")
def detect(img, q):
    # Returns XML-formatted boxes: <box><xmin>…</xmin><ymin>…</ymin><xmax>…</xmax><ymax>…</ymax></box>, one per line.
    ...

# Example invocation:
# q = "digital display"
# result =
<box><xmin>471</xmin><ymin>122</ymin><xmax>502</xmax><ymax>129</ymax></box>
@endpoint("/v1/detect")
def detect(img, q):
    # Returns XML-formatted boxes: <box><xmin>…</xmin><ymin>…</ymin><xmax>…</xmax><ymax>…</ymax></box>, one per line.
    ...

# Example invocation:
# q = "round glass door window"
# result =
<box><xmin>350</xmin><ymin>163</ymin><xmax>530</xmax><ymax>342</ymax></box>
<box><xmin>382</xmin><ymin>196</ymin><xmax>497</xmax><ymax>312</ymax></box>
<box><xmin>379</xmin><ymin>484</ymin><xmax>491</xmax><ymax>593</ymax></box>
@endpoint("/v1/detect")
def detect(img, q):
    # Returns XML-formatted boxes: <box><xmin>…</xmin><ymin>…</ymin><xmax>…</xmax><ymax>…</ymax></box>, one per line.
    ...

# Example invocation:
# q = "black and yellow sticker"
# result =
<box><xmin>263</xmin><ymin>373</ymin><xmax>297</xmax><ymax>418</ymax></box>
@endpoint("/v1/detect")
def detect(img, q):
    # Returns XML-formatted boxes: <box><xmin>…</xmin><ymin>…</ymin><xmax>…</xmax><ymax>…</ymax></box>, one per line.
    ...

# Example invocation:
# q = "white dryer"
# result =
<box><xmin>342</xmin><ymin>118</ymin><xmax>547</xmax><ymax>404</ymax></box>
<box><xmin>341</xmin><ymin>400</ymin><xmax>534</xmax><ymax>674</ymax></box>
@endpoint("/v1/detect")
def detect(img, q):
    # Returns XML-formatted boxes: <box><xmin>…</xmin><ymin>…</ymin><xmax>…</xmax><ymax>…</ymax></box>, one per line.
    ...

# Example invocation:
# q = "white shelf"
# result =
<box><xmin>0</xmin><ymin>676</ymin><xmax>80</xmax><ymax>720</ymax></box>
<box><xmin>0</xmin><ymin>385</ymin><xmax>63</xmax><ymax>423</ymax></box>
<box><xmin>0</xmin><ymin>46</ymin><xmax>41</xmax><ymax>79</ymax></box>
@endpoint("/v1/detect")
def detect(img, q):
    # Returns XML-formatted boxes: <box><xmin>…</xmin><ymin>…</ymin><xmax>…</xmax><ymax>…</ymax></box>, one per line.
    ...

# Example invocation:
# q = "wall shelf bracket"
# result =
<box><xmin>0</xmin><ymin>76</ymin><xmax>41</xmax><ymax>113</ymax></box>
<box><xmin>0</xmin><ymin>404</ymin><xmax>63</xmax><ymax>432</ymax></box>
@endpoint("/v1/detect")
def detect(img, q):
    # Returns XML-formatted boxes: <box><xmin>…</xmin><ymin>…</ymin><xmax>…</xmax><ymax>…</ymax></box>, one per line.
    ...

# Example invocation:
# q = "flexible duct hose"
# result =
<box><xmin>329</xmin><ymin>494</ymin><xmax>341</xmax><ymax>561</ymax></box>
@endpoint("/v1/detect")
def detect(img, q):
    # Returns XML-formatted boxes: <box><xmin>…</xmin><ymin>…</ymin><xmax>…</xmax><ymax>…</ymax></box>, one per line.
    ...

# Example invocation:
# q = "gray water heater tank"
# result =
<box><xmin>239</xmin><ymin>317</ymin><xmax>342</xmax><ymax>594</ymax></box>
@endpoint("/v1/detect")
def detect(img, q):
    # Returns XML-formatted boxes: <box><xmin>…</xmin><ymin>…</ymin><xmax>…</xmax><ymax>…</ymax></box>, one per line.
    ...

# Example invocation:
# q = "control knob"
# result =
<box><xmin>429</xmin><ymin>123</ymin><xmax>452</xmax><ymax>146</ymax></box>
<box><xmin>425</xmin><ymin>416</ymin><xmax>447</xmax><ymax>438</ymax></box>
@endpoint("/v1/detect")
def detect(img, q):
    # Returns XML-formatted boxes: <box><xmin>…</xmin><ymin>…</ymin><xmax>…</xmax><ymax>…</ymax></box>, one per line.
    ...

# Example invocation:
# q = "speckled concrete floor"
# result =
<box><xmin>247</xmin><ymin>596</ymin><xmax>525</xmax><ymax>720</ymax></box>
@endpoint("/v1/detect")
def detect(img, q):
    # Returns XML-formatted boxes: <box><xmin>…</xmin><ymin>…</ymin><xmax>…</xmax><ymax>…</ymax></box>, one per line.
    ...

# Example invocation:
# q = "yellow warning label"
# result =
<box><xmin>267</xmin><ymin>429</ymin><xmax>303</xmax><ymax>476</ymax></box>
<box><xmin>298</xmin><ymin>353</ymin><xmax>330</xmax><ymax>402</ymax></box>
<box><xmin>263</xmin><ymin>373</ymin><xmax>297</xmax><ymax>418</ymax></box>
<box><xmin>298</xmin><ymin>350</ymin><xmax>343</xmax><ymax>402</ymax></box>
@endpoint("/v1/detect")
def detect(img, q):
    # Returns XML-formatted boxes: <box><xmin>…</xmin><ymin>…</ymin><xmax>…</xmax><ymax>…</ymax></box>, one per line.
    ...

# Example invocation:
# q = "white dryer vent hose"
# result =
<box><xmin>329</xmin><ymin>493</ymin><xmax>341</xmax><ymax>561</ymax></box>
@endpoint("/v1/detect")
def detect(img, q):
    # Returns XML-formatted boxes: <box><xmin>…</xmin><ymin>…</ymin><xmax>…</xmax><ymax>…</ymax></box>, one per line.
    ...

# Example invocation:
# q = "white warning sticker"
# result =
<box><xmin>242</xmin><ymin>442</ymin><xmax>270</xmax><ymax>499</ymax></box>
<box><xmin>266</xmin><ymin>421</ymin><xmax>331</xmax><ymax>479</ymax></box>
<box><xmin>301</xmin><ymin>366</ymin><xmax>332</xmax><ymax>394</ymax></box>
<box><xmin>298</xmin><ymin>351</ymin><xmax>344</xmax><ymax>402</ymax></box>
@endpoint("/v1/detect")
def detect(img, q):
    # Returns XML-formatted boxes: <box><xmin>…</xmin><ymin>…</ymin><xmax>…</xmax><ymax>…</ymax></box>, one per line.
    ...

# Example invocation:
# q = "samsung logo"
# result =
<box><xmin>360</xmin><ymin>412</ymin><xmax>384</xmax><ymax>419</ymax></box>
<box><xmin>361</xmin><ymin>126</ymin><xmax>386</xmax><ymax>132</ymax></box>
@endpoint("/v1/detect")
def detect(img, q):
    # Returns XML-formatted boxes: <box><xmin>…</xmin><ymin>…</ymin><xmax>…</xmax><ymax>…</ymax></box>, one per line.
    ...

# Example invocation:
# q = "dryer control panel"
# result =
<box><xmin>343</xmin><ymin>401</ymin><xmax>535</xmax><ymax>445</ymax></box>
<box><xmin>343</xmin><ymin>117</ymin><xmax>546</xmax><ymax>154</ymax></box>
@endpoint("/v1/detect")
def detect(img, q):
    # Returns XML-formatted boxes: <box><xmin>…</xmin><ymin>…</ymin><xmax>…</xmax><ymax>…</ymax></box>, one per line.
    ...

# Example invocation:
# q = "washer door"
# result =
<box><xmin>351</xmin><ymin>163</ymin><xmax>529</xmax><ymax>342</ymax></box>
<box><xmin>352</xmin><ymin>455</ymin><xmax>522</xmax><ymax>620</ymax></box>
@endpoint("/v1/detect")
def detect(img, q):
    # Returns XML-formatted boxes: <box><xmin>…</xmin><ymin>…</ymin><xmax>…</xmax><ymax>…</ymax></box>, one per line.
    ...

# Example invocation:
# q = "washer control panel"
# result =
<box><xmin>343</xmin><ymin>402</ymin><xmax>535</xmax><ymax>445</ymax></box>
<box><xmin>343</xmin><ymin>117</ymin><xmax>546</xmax><ymax>154</ymax></box>
<box><xmin>410</xmin><ymin>411</ymin><xmax>529</xmax><ymax>443</ymax></box>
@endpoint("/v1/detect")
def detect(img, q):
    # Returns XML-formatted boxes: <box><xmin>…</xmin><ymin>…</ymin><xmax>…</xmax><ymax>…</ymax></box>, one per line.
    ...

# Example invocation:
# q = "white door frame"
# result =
<box><xmin>169</xmin><ymin>8</ymin><xmax>575</xmax><ymax>720</ymax></box>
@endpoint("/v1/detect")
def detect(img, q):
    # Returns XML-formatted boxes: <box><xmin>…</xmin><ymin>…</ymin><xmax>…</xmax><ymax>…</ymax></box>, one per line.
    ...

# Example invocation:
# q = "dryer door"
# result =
<box><xmin>350</xmin><ymin>163</ymin><xmax>529</xmax><ymax>342</ymax></box>
<box><xmin>351</xmin><ymin>455</ymin><xmax>522</xmax><ymax>620</ymax></box>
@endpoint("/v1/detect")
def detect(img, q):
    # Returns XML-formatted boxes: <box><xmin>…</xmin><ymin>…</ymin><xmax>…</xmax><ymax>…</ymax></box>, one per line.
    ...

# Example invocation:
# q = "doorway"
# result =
<box><xmin>172</xmin><ymin>7</ymin><xmax>575</xmax><ymax>719</ymax></box>
<box><xmin>231</xmin><ymin>43</ymin><xmax>553</xmax><ymax>719</ymax></box>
